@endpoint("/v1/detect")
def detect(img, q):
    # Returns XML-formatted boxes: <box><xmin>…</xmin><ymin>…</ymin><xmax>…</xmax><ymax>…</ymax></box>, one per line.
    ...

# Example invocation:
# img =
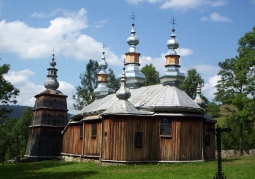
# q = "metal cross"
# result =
<box><xmin>130</xmin><ymin>12</ymin><xmax>137</xmax><ymax>24</ymax></box>
<box><xmin>102</xmin><ymin>43</ymin><xmax>106</xmax><ymax>52</ymax></box>
<box><xmin>170</xmin><ymin>17</ymin><xmax>177</xmax><ymax>29</ymax></box>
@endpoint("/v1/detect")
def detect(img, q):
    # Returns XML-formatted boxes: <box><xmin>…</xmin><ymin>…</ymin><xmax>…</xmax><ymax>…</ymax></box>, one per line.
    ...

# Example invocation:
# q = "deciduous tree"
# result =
<box><xmin>215</xmin><ymin>27</ymin><xmax>255</xmax><ymax>154</ymax></box>
<box><xmin>141</xmin><ymin>64</ymin><xmax>160</xmax><ymax>86</ymax></box>
<box><xmin>180</xmin><ymin>68</ymin><xmax>208</xmax><ymax>103</ymax></box>
<box><xmin>0</xmin><ymin>61</ymin><xmax>20</xmax><ymax>122</ymax></box>
<box><xmin>73</xmin><ymin>59</ymin><xmax>99</xmax><ymax>110</ymax></box>
<box><xmin>107</xmin><ymin>68</ymin><xmax>119</xmax><ymax>92</ymax></box>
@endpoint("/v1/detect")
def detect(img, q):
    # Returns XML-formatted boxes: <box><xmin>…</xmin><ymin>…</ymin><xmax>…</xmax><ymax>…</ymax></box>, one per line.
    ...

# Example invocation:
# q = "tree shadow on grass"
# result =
<box><xmin>0</xmin><ymin>161</ymin><xmax>99</xmax><ymax>179</ymax></box>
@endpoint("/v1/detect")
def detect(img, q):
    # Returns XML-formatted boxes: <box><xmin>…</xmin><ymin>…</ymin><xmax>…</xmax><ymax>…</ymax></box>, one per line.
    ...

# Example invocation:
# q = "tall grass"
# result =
<box><xmin>0</xmin><ymin>157</ymin><xmax>254</xmax><ymax>179</ymax></box>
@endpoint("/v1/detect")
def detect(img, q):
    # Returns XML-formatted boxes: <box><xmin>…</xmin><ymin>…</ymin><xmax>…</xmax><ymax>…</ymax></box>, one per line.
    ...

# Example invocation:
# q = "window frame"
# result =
<box><xmin>160</xmin><ymin>118</ymin><xmax>172</xmax><ymax>138</ymax></box>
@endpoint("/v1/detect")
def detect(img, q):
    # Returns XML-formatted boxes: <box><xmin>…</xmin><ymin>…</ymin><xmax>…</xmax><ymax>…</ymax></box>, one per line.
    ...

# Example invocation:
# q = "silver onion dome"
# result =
<box><xmin>127</xmin><ymin>24</ymin><xmax>139</xmax><ymax>53</ymax></box>
<box><xmin>116</xmin><ymin>68</ymin><xmax>131</xmax><ymax>100</ymax></box>
<box><xmin>50</xmin><ymin>55</ymin><xmax>56</xmax><ymax>67</ymax></box>
<box><xmin>44</xmin><ymin>54</ymin><xmax>59</xmax><ymax>90</ymax></box>
<box><xmin>98</xmin><ymin>51</ymin><xmax>108</xmax><ymax>71</ymax></box>
<box><xmin>167</xmin><ymin>29</ymin><xmax>179</xmax><ymax>55</ymax></box>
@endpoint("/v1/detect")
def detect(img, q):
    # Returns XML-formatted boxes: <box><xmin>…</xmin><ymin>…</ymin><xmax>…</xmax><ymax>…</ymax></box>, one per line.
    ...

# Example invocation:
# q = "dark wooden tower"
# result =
<box><xmin>25</xmin><ymin>54</ymin><xmax>68</xmax><ymax>159</ymax></box>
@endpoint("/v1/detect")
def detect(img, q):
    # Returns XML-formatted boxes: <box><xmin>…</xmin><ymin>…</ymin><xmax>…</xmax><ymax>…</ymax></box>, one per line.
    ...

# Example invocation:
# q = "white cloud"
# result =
<box><xmin>94</xmin><ymin>19</ymin><xmax>108</xmax><ymax>29</ymax></box>
<box><xmin>0</xmin><ymin>8</ymin><xmax>121</xmax><ymax>66</ymax></box>
<box><xmin>126</xmin><ymin>0</ymin><xmax>162</xmax><ymax>5</ymax></box>
<box><xmin>4</xmin><ymin>69</ymin><xmax>76</xmax><ymax>111</ymax></box>
<box><xmin>176</xmin><ymin>48</ymin><xmax>193</xmax><ymax>56</ymax></box>
<box><xmin>203</xmin><ymin>75</ymin><xmax>221</xmax><ymax>100</ymax></box>
<box><xmin>126</xmin><ymin>0</ymin><xmax>227</xmax><ymax>10</ymax></box>
<box><xmin>30</xmin><ymin>12</ymin><xmax>48</xmax><ymax>18</ymax></box>
<box><xmin>193</xmin><ymin>64</ymin><xmax>219</xmax><ymax>76</ymax></box>
<box><xmin>201</xmin><ymin>12</ymin><xmax>232</xmax><ymax>22</ymax></box>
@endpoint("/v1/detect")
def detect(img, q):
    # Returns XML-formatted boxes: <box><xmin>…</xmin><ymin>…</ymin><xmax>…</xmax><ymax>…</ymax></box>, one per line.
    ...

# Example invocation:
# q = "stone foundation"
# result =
<box><xmin>220</xmin><ymin>149</ymin><xmax>255</xmax><ymax>157</ymax></box>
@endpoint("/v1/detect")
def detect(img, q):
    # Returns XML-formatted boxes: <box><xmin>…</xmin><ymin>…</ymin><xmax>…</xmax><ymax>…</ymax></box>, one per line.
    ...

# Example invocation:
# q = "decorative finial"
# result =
<box><xmin>102</xmin><ymin>43</ymin><xmax>106</xmax><ymax>53</ymax></box>
<box><xmin>123</xmin><ymin>58</ymin><xmax>126</xmax><ymax>67</ymax></box>
<box><xmin>50</xmin><ymin>49</ymin><xmax>56</xmax><ymax>68</ymax></box>
<box><xmin>130</xmin><ymin>12</ymin><xmax>137</xmax><ymax>25</ymax></box>
<box><xmin>170</xmin><ymin>17</ymin><xmax>177</xmax><ymax>30</ymax></box>
<box><xmin>194</xmin><ymin>82</ymin><xmax>205</xmax><ymax>108</ymax></box>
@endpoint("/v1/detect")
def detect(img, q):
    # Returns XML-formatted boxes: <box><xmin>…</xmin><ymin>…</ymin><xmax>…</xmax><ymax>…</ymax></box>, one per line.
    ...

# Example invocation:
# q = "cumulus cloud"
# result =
<box><xmin>4</xmin><ymin>69</ymin><xmax>76</xmax><ymax>111</ymax></box>
<box><xmin>201</xmin><ymin>12</ymin><xmax>232</xmax><ymax>22</ymax></box>
<box><xmin>203</xmin><ymin>75</ymin><xmax>221</xmax><ymax>101</ymax></box>
<box><xmin>126</xmin><ymin>0</ymin><xmax>227</xmax><ymax>10</ymax></box>
<box><xmin>0</xmin><ymin>8</ymin><xmax>122</xmax><ymax>66</ymax></box>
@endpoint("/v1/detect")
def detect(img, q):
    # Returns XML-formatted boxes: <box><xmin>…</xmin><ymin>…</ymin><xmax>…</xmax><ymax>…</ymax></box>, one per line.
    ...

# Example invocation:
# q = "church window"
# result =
<box><xmin>160</xmin><ymin>118</ymin><xmax>172</xmax><ymax>137</ymax></box>
<box><xmin>135</xmin><ymin>132</ymin><xmax>143</xmax><ymax>147</ymax></box>
<box><xmin>92</xmin><ymin>123</ymin><xmax>97</xmax><ymax>138</ymax></box>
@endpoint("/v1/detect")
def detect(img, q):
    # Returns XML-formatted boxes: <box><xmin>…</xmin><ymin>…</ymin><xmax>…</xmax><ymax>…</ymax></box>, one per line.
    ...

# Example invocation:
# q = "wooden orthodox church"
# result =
<box><xmin>61</xmin><ymin>22</ymin><xmax>216</xmax><ymax>164</ymax></box>
<box><xmin>25</xmin><ymin>54</ymin><xmax>68</xmax><ymax>159</ymax></box>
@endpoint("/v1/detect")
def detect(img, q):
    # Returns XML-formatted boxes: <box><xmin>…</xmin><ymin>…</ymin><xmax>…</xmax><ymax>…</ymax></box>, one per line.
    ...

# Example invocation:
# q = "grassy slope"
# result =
<box><xmin>215</xmin><ymin>105</ymin><xmax>236</xmax><ymax>127</ymax></box>
<box><xmin>0</xmin><ymin>157</ymin><xmax>255</xmax><ymax>179</ymax></box>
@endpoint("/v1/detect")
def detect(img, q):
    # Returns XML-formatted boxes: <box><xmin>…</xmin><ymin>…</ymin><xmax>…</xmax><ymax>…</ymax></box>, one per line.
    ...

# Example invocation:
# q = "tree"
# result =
<box><xmin>0</xmin><ymin>61</ymin><xmax>19</xmax><ymax>164</ymax></box>
<box><xmin>0</xmin><ymin>118</ymin><xmax>17</xmax><ymax>165</ymax></box>
<box><xmin>13</xmin><ymin>107</ymin><xmax>32</xmax><ymax>158</ymax></box>
<box><xmin>0</xmin><ymin>62</ymin><xmax>20</xmax><ymax>122</ymax></box>
<box><xmin>141</xmin><ymin>64</ymin><xmax>160</xmax><ymax>86</ymax></box>
<box><xmin>107</xmin><ymin>68</ymin><xmax>119</xmax><ymax>92</ymax></box>
<box><xmin>215</xmin><ymin>27</ymin><xmax>255</xmax><ymax>154</ymax></box>
<box><xmin>180</xmin><ymin>68</ymin><xmax>208</xmax><ymax>103</ymax></box>
<box><xmin>205</xmin><ymin>102</ymin><xmax>221</xmax><ymax>118</ymax></box>
<box><xmin>73</xmin><ymin>59</ymin><xmax>99</xmax><ymax>110</ymax></box>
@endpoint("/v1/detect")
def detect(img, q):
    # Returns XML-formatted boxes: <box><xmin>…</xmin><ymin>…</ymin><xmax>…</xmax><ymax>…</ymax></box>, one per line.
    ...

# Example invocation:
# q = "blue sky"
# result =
<box><xmin>1</xmin><ymin>0</ymin><xmax>255</xmax><ymax>113</ymax></box>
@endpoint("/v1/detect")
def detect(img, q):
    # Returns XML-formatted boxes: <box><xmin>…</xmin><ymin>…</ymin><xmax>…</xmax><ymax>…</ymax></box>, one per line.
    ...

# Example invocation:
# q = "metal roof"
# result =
<box><xmin>72</xmin><ymin>84</ymin><xmax>204</xmax><ymax>119</ymax></box>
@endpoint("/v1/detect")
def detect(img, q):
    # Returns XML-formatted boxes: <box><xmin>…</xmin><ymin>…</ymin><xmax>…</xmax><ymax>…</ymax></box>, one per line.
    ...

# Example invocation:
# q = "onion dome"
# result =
<box><xmin>44</xmin><ymin>54</ymin><xmax>59</xmax><ymax>90</ymax></box>
<box><xmin>167</xmin><ymin>29</ymin><xmax>179</xmax><ymax>55</ymax></box>
<box><xmin>120</xmin><ymin>16</ymin><xmax>145</xmax><ymax>89</ymax></box>
<box><xmin>93</xmin><ymin>50</ymin><xmax>114</xmax><ymax>100</ymax></box>
<box><xmin>102</xmin><ymin>67</ymin><xmax>144</xmax><ymax>115</ymax></box>
<box><xmin>194</xmin><ymin>83</ymin><xmax>205</xmax><ymax>108</ymax></box>
<box><xmin>159</xmin><ymin>18</ymin><xmax>185</xmax><ymax>87</ymax></box>
<box><xmin>98</xmin><ymin>51</ymin><xmax>108</xmax><ymax>72</ymax></box>
<box><xmin>116</xmin><ymin>68</ymin><xmax>131</xmax><ymax>100</ymax></box>
<box><xmin>127</xmin><ymin>23</ymin><xmax>139</xmax><ymax>53</ymax></box>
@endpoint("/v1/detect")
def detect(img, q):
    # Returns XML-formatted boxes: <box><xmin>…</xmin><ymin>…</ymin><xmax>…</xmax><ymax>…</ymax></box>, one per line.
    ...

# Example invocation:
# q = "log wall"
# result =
<box><xmin>83</xmin><ymin>122</ymin><xmax>101</xmax><ymax>156</ymax></box>
<box><xmin>25</xmin><ymin>127</ymin><xmax>63</xmax><ymax>157</ymax></box>
<box><xmin>203</xmin><ymin>122</ymin><xmax>216</xmax><ymax>160</ymax></box>
<box><xmin>62</xmin><ymin>125</ymin><xmax>82</xmax><ymax>155</ymax></box>
<box><xmin>101</xmin><ymin>116</ymin><xmax>203</xmax><ymax>162</ymax></box>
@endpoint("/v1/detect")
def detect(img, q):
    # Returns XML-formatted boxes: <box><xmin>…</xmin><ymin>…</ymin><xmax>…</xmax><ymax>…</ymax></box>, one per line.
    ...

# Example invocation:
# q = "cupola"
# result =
<box><xmin>122</xmin><ymin>13</ymin><xmax>145</xmax><ymax>89</ymax></box>
<box><xmin>44</xmin><ymin>53</ymin><xmax>59</xmax><ymax>90</ymax></box>
<box><xmin>93</xmin><ymin>48</ymin><xmax>114</xmax><ymax>99</ymax></box>
<box><xmin>159</xmin><ymin>17</ymin><xmax>185</xmax><ymax>87</ymax></box>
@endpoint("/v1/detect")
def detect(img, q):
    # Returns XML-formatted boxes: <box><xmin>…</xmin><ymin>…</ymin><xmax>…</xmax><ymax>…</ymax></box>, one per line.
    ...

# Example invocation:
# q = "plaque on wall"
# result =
<box><xmin>160</xmin><ymin>118</ymin><xmax>172</xmax><ymax>136</ymax></box>
<box><xmin>135</xmin><ymin>132</ymin><xmax>143</xmax><ymax>147</ymax></box>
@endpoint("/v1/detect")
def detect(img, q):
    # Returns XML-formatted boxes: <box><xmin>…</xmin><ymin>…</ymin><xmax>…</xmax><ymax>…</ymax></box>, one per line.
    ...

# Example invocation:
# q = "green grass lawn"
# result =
<box><xmin>1</xmin><ymin>157</ymin><xmax>254</xmax><ymax>179</ymax></box>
